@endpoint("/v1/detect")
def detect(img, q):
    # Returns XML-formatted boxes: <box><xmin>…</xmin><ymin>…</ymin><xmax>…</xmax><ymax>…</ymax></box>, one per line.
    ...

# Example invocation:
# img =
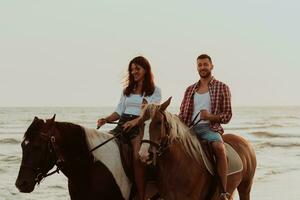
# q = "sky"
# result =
<box><xmin>1</xmin><ymin>0</ymin><xmax>299</xmax><ymax>107</ymax></box>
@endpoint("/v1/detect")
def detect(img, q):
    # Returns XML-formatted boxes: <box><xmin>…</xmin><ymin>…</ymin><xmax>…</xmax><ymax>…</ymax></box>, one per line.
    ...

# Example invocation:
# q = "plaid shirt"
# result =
<box><xmin>179</xmin><ymin>77</ymin><xmax>232</xmax><ymax>134</ymax></box>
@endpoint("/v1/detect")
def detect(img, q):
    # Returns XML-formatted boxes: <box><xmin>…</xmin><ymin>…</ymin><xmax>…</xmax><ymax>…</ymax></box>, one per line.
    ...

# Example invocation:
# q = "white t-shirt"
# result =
<box><xmin>115</xmin><ymin>86</ymin><xmax>162</xmax><ymax>116</ymax></box>
<box><xmin>192</xmin><ymin>92</ymin><xmax>211</xmax><ymax>124</ymax></box>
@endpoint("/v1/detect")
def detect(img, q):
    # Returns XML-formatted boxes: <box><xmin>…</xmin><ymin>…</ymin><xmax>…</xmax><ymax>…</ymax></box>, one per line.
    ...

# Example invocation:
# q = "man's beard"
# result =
<box><xmin>199</xmin><ymin>70</ymin><xmax>211</xmax><ymax>78</ymax></box>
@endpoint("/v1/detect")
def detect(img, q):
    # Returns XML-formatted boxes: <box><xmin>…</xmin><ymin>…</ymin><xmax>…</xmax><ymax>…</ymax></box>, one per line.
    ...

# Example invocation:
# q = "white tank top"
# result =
<box><xmin>192</xmin><ymin>92</ymin><xmax>211</xmax><ymax>124</ymax></box>
<box><xmin>115</xmin><ymin>86</ymin><xmax>162</xmax><ymax>116</ymax></box>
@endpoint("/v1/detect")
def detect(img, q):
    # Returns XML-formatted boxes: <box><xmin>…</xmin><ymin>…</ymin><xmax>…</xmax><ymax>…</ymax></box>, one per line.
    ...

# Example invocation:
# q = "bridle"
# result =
<box><xmin>34</xmin><ymin>134</ymin><xmax>64</xmax><ymax>184</ymax></box>
<box><xmin>20</xmin><ymin>119</ymin><xmax>127</xmax><ymax>185</ymax></box>
<box><xmin>20</xmin><ymin>126</ymin><xmax>65</xmax><ymax>185</ymax></box>
<box><xmin>141</xmin><ymin>110</ymin><xmax>171</xmax><ymax>160</ymax></box>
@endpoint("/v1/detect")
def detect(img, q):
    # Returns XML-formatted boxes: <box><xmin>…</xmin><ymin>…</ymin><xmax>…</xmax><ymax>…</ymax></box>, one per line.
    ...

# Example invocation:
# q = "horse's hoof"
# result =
<box><xmin>220</xmin><ymin>192</ymin><xmax>231</xmax><ymax>200</ymax></box>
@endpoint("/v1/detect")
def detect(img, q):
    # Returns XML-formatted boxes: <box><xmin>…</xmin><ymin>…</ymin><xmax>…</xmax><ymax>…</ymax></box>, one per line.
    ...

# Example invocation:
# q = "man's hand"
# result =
<box><xmin>200</xmin><ymin>110</ymin><xmax>222</xmax><ymax>122</ymax></box>
<box><xmin>200</xmin><ymin>110</ymin><xmax>211</xmax><ymax>121</ymax></box>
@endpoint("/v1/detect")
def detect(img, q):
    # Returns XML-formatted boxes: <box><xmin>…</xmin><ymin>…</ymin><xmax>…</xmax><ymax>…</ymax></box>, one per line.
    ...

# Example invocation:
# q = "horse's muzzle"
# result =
<box><xmin>15</xmin><ymin>178</ymin><xmax>35</xmax><ymax>193</ymax></box>
<box><xmin>139</xmin><ymin>143</ymin><xmax>150</xmax><ymax>163</ymax></box>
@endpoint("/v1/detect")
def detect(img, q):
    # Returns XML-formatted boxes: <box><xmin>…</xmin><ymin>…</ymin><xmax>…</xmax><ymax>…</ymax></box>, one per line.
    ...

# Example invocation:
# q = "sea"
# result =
<box><xmin>0</xmin><ymin>106</ymin><xmax>300</xmax><ymax>200</ymax></box>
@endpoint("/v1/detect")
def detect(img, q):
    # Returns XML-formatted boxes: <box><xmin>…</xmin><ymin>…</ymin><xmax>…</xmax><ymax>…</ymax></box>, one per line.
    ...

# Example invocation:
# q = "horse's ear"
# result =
<box><xmin>141</xmin><ymin>98</ymin><xmax>148</xmax><ymax>109</ymax></box>
<box><xmin>34</xmin><ymin>116</ymin><xmax>39</xmax><ymax>121</ymax></box>
<box><xmin>51</xmin><ymin>114</ymin><xmax>56</xmax><ymax>122</ymax></box>
<box><xmin>160</xmin><ymin>97</ymin><xmax>172</xmax><ymax>111</ymax></box>
<box><xmin>47</xmin><ymin>114</ymin><xmax>56</xmax><ymax>126</ymax></box>
<box><xmin>142</xmin><ymin>98</ymin><xmax>148</xmax><ymax>105</ymax></box>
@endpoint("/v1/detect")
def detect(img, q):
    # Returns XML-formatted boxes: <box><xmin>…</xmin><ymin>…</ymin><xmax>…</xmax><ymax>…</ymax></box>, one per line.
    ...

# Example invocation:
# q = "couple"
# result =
<box><xmin>97</xmin><ymin>54</ymin><xmax>232</xmax><ymax>200</ymax></box>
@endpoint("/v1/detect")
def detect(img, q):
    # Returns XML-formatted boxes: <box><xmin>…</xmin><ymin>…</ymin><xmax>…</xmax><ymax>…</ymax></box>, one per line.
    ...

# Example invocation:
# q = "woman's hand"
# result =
<box><xmin>97</xmin><ymin>118</ymin><xmax>107</xmax><ymax>129</ymax></box>
<box><xmin>123</xmin><ymin>118</ymin><xmax>139</xmax><ymax>132</ymax></box>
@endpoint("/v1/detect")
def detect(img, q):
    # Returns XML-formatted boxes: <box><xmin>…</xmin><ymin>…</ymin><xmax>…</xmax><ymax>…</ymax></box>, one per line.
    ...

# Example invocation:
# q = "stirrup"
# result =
<box><xmin>220</xmin><ymin>192</ymin><xmax>231</xmax><ymax>200</ymax></box>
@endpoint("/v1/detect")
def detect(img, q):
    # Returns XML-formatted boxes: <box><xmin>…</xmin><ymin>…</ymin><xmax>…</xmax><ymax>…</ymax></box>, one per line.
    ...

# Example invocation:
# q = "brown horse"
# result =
<box><xmin>15</xmin><ymin>115</ymin><xmax>132</xmax><ymax>200</ymax></box>
<box><xmin>138</xmin><ymin>98</ymin><xmax>257</xmax><ymax>200</ymax></box>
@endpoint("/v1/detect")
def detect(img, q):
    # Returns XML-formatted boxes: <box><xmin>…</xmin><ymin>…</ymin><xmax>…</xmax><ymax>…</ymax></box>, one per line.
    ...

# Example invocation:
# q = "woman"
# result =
<box><xmin>97</xmin><ymin>56</ymin><xmax>161</xmax><ymax>200</ymax></box>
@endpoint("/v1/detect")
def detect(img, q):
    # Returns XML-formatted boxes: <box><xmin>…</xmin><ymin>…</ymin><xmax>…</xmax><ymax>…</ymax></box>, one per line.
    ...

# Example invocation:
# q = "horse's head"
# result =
<box><xmin>139</xmin><ymin>97</ymin><xmax>172</xmax><ymax>165</ymax></box>
<box><xmin>15</xmin><ymin>115</ymin><xmax>57</xmax><ymax>193</ymax></box>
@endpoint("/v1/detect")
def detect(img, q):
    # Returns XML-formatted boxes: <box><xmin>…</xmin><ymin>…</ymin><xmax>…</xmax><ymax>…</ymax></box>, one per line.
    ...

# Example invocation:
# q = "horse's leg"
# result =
<box><xmin>225</xmin><ymin>173</ymin><xmax>242</xmax><ymax>200</ymax></box>
<box><xmin>68</xmin><ymin>179</ymin><xmax>91</xmax><ymax>200</ymax></box>
<box><xmin>68</xmin><ymin>180</ymin><xmax>76</xmax><ymax>200</ymax></box>
<box><xmin>131</xmin><ymin>134</ymin><xmax>145</xmax><ymax>200</ymax></box>
<box><xmin>223</xmin><ymin>134</ymin><xmax>256</xmax><ymax>200</ymax></box>
<box><xmin>237</xmin><ymin>178</ymin><xmax>253</xmax><ymax>200</ymax></box>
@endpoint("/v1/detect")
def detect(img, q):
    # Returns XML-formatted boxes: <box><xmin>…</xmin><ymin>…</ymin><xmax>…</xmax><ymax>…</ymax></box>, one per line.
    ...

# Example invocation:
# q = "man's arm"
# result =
<box><xmin>178</xmin><ymin>88</ymin><xmax>189</xmax><ymax>121</ymax></box>
<box><xmin>219</xmin><ymin>84</ymin><xmax>232</xmax><ymax>124</ymax></box>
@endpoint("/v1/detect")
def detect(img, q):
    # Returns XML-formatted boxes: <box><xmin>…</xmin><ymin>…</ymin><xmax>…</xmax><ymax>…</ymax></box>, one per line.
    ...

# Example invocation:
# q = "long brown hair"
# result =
<box><xmin>124</xmin><ymin>56</ymin><xmax>155</xmax><ymax>97</ymax></box>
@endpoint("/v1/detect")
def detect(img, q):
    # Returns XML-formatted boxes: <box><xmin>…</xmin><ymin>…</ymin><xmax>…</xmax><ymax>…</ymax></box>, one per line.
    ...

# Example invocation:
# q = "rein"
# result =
<box><xmin>89</xmin><ymin>132</ymin><xmax>121</xmax><ymax>153</ymax></box>
<box><xmin>90</xmin><ymin>121</ymin><xmax>123</xmax><ymax>153</ymax></box>
<box><xmin>35</xmin><ymin>167</ymin><xmax>60</xmax><ymax>184</ymax></box>
<box><xmin>189</xmin><ymin>111</ymin><xmax>202</xmax><ymax>128</ymax></box>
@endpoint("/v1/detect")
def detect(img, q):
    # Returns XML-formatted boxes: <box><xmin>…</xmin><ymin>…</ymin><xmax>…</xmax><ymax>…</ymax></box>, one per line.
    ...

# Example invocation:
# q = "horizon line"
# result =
<box><xmin>1</xmin><ymin>105</ymin><xmax>300</xmax><ymax>108</ymax></box>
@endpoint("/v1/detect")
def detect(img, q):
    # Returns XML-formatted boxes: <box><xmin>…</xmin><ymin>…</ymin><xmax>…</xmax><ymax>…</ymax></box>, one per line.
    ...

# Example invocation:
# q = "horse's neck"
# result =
<box><xmin>158</xmin><ymin>139</ymin><xmax>206</xmax><ymax>169</ymax></box>
<box><xmin>54</xmin><ymin>123</ymin><xmax>93</xmax><ymax>177</ymax></box>
<box><xmin>157</xmin><ymin>140</ymin><xmax>211</xmax><ymax>199</ymax></box>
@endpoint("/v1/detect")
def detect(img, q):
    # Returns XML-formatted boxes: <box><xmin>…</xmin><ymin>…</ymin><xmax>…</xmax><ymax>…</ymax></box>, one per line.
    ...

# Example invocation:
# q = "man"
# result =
<box><xmin>179</xmin><ymin>54</ymin><xmax>232</xmax><ymax>200</ymax></box>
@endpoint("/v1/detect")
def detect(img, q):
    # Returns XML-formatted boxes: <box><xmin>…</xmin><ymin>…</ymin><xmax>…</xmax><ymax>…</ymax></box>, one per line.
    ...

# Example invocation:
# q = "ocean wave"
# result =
<box><xmin>250</xmin><ymin>131</ymin><xmax>300</xmax><ymax>138</ymax></box>
<box><xmin>256</xmin><ymin>169</ymin><xmax>285</xmax><ymax>181</ymax></box>
<box><xmin>0</xmin><ymin>155</ymin><xmax>21</xmax><ymax>163</ymax></box>
<box><xmin>0</xmin><ymin>168</ymin><xmax>6</xmax><ymax>173</ymax></box>
<box><xmin>269</xmin><ymin>116</ymin><xmax>300</xmax><ymax>120</ymax></box>
<box><xmin>265</xmin><ymin>170</ymin><xmax>282</xmax><ymax>176</ymax></box>
<box><xmin>228</xmin><ymin>124</ymin><xmax>284</xmax><ymax>130</ymax></box>
<box><xmin>48</xmin><ymin>185</ymin><xmax>65</xmax><ymax>190</ymax></box>
<box><xmin>0</xmin><ymin>138</ymin><xmax>21</xmax><ymax>144</ymax></box>
<box><xmin>256</xmin><ymin>142</ymin><xmax>300</xmax><ymax>148</ymax></box>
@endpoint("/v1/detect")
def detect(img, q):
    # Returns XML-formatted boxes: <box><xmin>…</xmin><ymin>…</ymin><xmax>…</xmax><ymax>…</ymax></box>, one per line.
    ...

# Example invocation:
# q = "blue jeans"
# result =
<box><xmin>192</xmin><ymin>123</ymin><xmax>223</xmax><ymax>143</ymax></box>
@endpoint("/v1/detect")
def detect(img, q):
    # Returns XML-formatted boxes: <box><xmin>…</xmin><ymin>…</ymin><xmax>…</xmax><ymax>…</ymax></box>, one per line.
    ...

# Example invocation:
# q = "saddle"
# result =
<box><xmin>114</xmin><ymin>138</ymin><xmax>134</xmax><ymax>181</ymax></box>
<box><xmin>114</xmin><ymin>136</ymin><xmax>157</xmax><ymax>183</ymax></box>
<box><xmin>198</xmin><ymin>138</ymin><xmax>243</xmax><ymax>176</ymax></box>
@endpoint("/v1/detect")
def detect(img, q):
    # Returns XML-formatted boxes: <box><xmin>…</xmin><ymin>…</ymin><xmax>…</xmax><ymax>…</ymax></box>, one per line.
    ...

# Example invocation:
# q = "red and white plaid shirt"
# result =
<box><xmin>179</xmin><ymin>77</ymin><xmax>232</xmax><ymax>134</ymax></box>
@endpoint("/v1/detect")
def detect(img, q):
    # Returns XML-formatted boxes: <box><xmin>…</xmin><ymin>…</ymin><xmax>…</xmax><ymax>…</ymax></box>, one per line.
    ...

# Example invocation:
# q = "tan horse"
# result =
<box><xmin>138</xmin><ymin>98</ymin><xmax>256</xmax><ymax>200</ymax></box>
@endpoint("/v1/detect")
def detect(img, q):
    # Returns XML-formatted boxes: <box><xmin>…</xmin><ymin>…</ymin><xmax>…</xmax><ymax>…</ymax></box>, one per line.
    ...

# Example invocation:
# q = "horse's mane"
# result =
<box><xmin>55</xmin><ymin>121</ymin><xmax>83</xmax><ymax>132</ymax></box>
<box><xmin>55</xmin><ymin>122</ymin><xmax>116</xmax><ymax>157</ymax></box>
<box><xmin>24</xmin><ymin>120</ymin><xmax>84</xmax><ymax>139</ymax></box>
<box><xmin>146</xmin><ymin>104</ymin><xmax>204</xmax><ymax>165</ymax></box>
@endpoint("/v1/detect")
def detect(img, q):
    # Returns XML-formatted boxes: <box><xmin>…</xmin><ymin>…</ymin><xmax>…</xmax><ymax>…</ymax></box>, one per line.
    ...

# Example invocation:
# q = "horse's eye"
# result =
<box><xmin>24</xmin><ymin>140</ymin><xmax>29</xmax><ymax>146</ymax></box>
<box><xmin>22</xmin><ymin>140</ymin><xmax>29</xmax><ymax>147</ymax></box>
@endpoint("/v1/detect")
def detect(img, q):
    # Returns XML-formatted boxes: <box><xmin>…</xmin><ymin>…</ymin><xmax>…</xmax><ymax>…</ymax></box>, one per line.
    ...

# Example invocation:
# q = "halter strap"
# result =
<box><xmin>140</xmin><ymin>110</ymin><xmax>171</xmax><ymax>157</ymax></box>
<box><xmin>140</xmin><ymin>139</ymin><xmax>160</xmax><ymax>149</ymax></box>
<box><xmin>34</xmin><ymin>126</ymin><xmax>63</xmax><ymax>184</ymax></box>
<box><xmin>50</xmin><ymin>135</ymin><xmax>65</xmax><ymax>167</ymax></box>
